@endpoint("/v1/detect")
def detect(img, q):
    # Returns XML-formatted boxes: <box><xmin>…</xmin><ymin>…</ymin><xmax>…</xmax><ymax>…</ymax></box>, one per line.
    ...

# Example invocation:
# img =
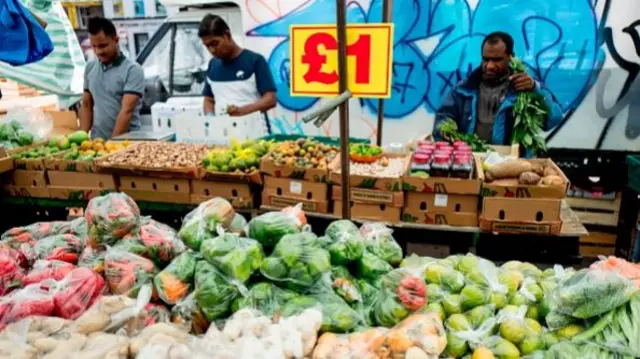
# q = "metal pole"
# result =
<box><xmin>336</xmin><ymin>0</ymin><xmax>351</xmax><ymax>219</ymax></box>
<box><xmin>376</xmin><ymin>0</ymin><xmax>392</xmax><ymax>146</ymax></box>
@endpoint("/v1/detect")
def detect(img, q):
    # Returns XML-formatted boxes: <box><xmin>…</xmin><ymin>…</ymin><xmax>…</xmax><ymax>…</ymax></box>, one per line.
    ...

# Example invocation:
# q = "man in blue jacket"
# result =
<box><xmin>433</xmin><ymin>32</ymin><xmax>563</xmax><ymax>146</ymax></box>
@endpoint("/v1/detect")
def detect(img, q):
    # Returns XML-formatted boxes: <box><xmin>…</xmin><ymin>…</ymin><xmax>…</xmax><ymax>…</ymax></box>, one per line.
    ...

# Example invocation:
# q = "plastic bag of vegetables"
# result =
<box><xmin>231</xmin><ymin>281</ymin><xmax>298</xmax><ymax>316</ymax></box>
<box><xmin>104</xmin><ymin>247</ymin><xmax>157</xmax><ymax>297</ymax></box>
<box><xmin>178</xmin><ymin>197</ymin><xmax>235</xmax><ymax>251</ymax></box>
<box><xmin>1</xmin><ymin>220</ymin><xmax>73</xmax><ymax>243</ymax></box>
<box><xmin>0</xmin><ymin>284</ymin><xmax>55</xmax><ymax>330</ymax></box>
<box><xmin>0</xmin><ymin>248</ymin><xmax>26</xmax><ymax>295</ymax></box>
<box><xmin>323</xmin><ymin>220</ymin><xmax>365</xmax><ymax>265</ymax></box>
<box><xmin>371</xmin><ymin>267</ymin><xmax>427</xmax><ymax>327</ymax></box>
<box><xmin>154</xmin><ymin>251</ymin><xmax>198</xmax><ymax>305</ymax></box>
<box><xmin>330</xmin><ymin>266</ymin><xmax>362</xmax><ymax>305</ymax></box>
<box><xmin>120</xmin><ymin>218</ymin><xmax>186</xmax><ymax>267</ymax></box>
<box><xmin>442</xmin><ymin>309</ymin><xmax>498</xmax><ymax>358</ymax></box>
<box><xmin>260</xmin><ymin>232</ymin><xmax>331</xmax><ymax>290</ymax></box>
<box><xmin>356</xmin><ymin>251</ymin><xmax>393</xmax><ymax>281</ymax></box>
<box><xmin>33</xmin><ymin>234</ymin><xmax>84</xmax><ymax>264</ymax></box>
<box><xmin>171</xmin><ymin>292</ymin><xmax>210</xmax><ymax>334</ymax></box>
<box><xmin>77</xmin><ymin>246</ymin><xmax>105</xmax><ymax>274</ymax></box>
<box><xmin>522</xmin><ymin>341</ymin><xmax>581</xmax><ymax>359</ymax></box>
<box><xmin>228</xmin><ymin>213</ymin><xmax>248</xmax><ymax>236</ymax></box>
<box><xmin>494</xmin><ymin>305</ymin><xmax>545</xmax><ymax>355</ymax></box>
<box><xmin>313</xmin><ymin>327</ymin><xmax>389</xmax><ymax>359</ymax></box>
<box><xmin>282</xmin><ymin>291</ymin><xmax>361</xmax><ymax>333</ymax></box>
<box><xmin>141</xmin><ymin>303</ymin><xmax>171</xmax><ymax>327</ymax></box>
<box><xmin>248</xmin><ymin>204</ymin><xmax>307</xmax><ymax>249</ymax></box>
<box><xmin>85</xmin><ymin>193</ymin><xmax>141</xmax><ymax>248</ymax></box>
<box><xmin>359</xmin><ymin>222</ymin><xmax>402</xmax><ymax>266</ymax></box>
<box><xmin>51</xmin><ymin>267</ymin><xmax>106</xmax><ymax>320</ymax></box>
<box><xmin>194</xmin><ymin>260</ymin><xmax>244</xmax><ymax>322</ymax></box>
<box><xmin>22</xmin><ymin>260</ymin><xmax>75</xmax><ymax>286</ymax></box>
<box><xmin>547</xmin><ymin>268</ymin><xmax>637</xmax><ymax>319</ymax></box>
<box><xmin>200</xmin><ymin>227</ymin><xmax>264</xmax><ymax>283</ymax></box>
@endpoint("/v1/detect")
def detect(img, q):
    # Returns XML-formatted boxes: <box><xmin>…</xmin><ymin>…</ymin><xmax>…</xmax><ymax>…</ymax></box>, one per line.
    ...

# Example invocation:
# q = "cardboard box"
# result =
<box><xmin>402</xmin><ymin>154</ymin><xmax>484</xmax><ymax>194</ymax></box>
<box><xmin>6</xmin><ymin>170</ymin><xmax>47</xmax><ymax>187</ymax></box>
<box><xmin>405</xmin><ymin>192</ymin><xmax>479</xmax><ymax>213</ymax></box>
<box><xmin>481</xmin><ymin>158</ymin><xmax>569</xmax><ymax>199</ymax></box>
<box><xmin>332</xmin><ymin>186</ymin><xmax>404</xmax><ymax>207</ymax></box>
<box><xmin>191</xmin><ymin>180</ymin><xmax>253</xmax><ymax>209</ymax></box>
<box><xmin>3</xmin><ymin>185</ymin><xmax>49</xmax><ymax>198</ymax></box>
<box><xmin>262</xmin><ymin>192</ymin><xmax>329</xmax><ymax>213</ymax></box>
<box><xmin>334</xmin><ymin>200</ymin><xmax>402</xmax><ymax>223</ymax></box>
<box><xmin>260</xmin><ymin>157</ymin><xmax>329</xmax><ymax>183</ymax></box>
<box><xmin>198</xmin><ymin>167</ymin><xmax>263</xmax><ymax>184</ymax></box>
<box><xmin>47</xmin><ymin>171</ymin><xmax>116</xmax><ymax>189</ymax></box>
<box><xmin>48</xmin><ymin>187</ymin><xmax>113</xmax><ymax>200</ymax></box>
<box><xmin>329</xmin><ymin>154</ymin><xmax>410</xmax><ymax>191</ymax></box>
<box><xmin>0</xmin><ymin>148</ymin><xmax>12</xmax><ymax>173</ymax></box>
<box><xmin>479</xmin><ymin>197</ymin><xmax>562</xmax><ymax>234</ymax></box>
<box><xmin>118</xmin><ymin>176</ymin><xmax>191</xmax><ymax>204</ymax></box>
<box><xmin>264</xmin><ymin>176</ymin><xmax>328</xmax><ymax>202</ymax></box>
<box><xmin>44</xmin><ymin>156</ymin><xmax>96</xmax><ymax>173</ymax></box>
<box><xmin>46</xmin><ymin>110</ymin><xmax>79</xmax><ymax>136</ymax></box>
<box><xmin>402</xmin><ymin>211</ymin><xmax>478</xmax><ymax>227</ymax></box>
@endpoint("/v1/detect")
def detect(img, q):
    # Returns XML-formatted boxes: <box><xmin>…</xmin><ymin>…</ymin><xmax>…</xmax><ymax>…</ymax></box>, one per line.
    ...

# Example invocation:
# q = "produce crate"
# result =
<box><xmin>0</xmin><ymin>148</ymin><xmax>12</xmax><ymax>173</ymax></box>
<box><xmin>2</xmin><ymin>170</ymin><xmax>49</xmax><ymax>198</ymax></box>
<box><xmin>191</xmin><ymin>179</ymin><xmax>254</xmax><ymax>209</ymax></box>
<box><xmin>566</xmin><ymin>193</ymin><xmax>621</xmax><ymax>227</ymax></box>
<box><xmin>258</xmin><ymin>134</ymin><xmax>369</xmax><ymax>146</ymax></box>
<box><xmin>579</xmin><ymin>231</ymin><xmax>617</xmax><ymax>259</ymax></box>
<box><xmin>628</xmin><ymin>155</ymin><xmax>640</xmax><ymax>193</ymax></box>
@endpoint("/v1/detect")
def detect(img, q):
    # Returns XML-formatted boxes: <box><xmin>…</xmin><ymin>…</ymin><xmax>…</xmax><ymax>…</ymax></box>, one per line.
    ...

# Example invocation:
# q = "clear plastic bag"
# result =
<box><xmin>85</xmin><ymin>193</ymin><xmax>141</xmax><ymax>248</ymax></box>
<box><xmin>1</xmin><ymin>221</ymin><xmax>73</xmax><ymax>265</ymax></box>
<box><xmin>120</xmin><ymin>217</ymin><xmax>186</xmax><ymax>267</ymax></box>
<box><xmin>141</xmin><ymin>303</ymin><xmax>171</xmax><ymax>327</ymax></box>
<box><xmin>77</xmin><ymin>246</ymin><xmax>105</xmax><ymax>274</ymax></box>
<box><xmin>178</xmin><ymin>198</ymin><xmax>236</xmax><ymax>251</ymax></box>
<box><xmin>154</xmin><ymin>251</ymin><xmax>198</xmax><ymax>305</ymax></box>
<box><xmin>0</xmin><ymin>248</ymin><xmax>26</xmax><ymax>295</ymax></box>
<box><xmin>231</xmin><ymin>282</ymin><xmax>298</xmax><ymax>317</ymax></box>
<box><xmin>200</xmin><ymin>226</ymin><xmax>264</xmax><ymax>283</ymax></box>
<box><xmin>323</xmin><ymin>220</ymin><xmax>365</xmax><ymax>265</ymax></box>
<box><xmin>371</xmin><ymin>267</ymin><xmax>428</xmax><ymax>327</ymax></box>
<box><xmin>443</xmin><ymin>309</ymin><xmax>497</xmax><ymax>357</ymax></box>
<box><xmin>547</xmin><ymin>268</ymin><xmax>637</xmax><ymax>319</ymax></box>
<box><xmin>0</xmin><ymin>108</ymin><xmax>51</xmax><ymax>146</ymax></box>
<box><xmin>248</xmin><ymin>204</ymin><xmax>307</xmax><ymax>250</ymax></box>
<box><xmin>50</xmin><ymin>267</ymin><xmax>105</xmax><ymax>320</ymax></box>
<box><xmin>194</xmin><ymin>260</ymin><xmax>246</xmax><ymax>322</ymax></box>
<box><xmin>104</xmin><ymin>247</ymin><xmax>157</xmax><ymax>297</ymax></box>
<box><xmin>22</xmin><ymin>259</ymin><xmax>75</xmax><ymax>286</ymax></box>
<box><xmin>260</xmin><ymin>232</ymin><xmax>331</xmax><ymax>290</ymax></box>
<box><xmin>33</xmin><ymin>234</ymin><xmax>83</xmax><ymax>264</ymax></box>
<box><xmin>359</xmin><ymin>222</ymin><xmax>403</xmax><ymax>266</ymax></box>
<box><xmin>0</xmin><ymin>284</ymin><xmax>56</xmax><ymax>331</ymax></box>
<box><xmin>171</xmin><ymin>292</ymin><xmax>210</xmax><ymax>334</ymax></box>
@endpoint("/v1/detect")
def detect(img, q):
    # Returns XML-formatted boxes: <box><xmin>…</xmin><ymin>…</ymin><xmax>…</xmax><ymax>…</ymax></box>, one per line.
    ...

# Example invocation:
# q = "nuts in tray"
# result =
<box><xmin>334</xmin><ymin>155</ymin><xmax>407</xmax><ymax>177</ymax></box>
<box><xmin>99</xmin><ymin>142</ymin><xmax>210</xmax><ymax>169</ymax></box>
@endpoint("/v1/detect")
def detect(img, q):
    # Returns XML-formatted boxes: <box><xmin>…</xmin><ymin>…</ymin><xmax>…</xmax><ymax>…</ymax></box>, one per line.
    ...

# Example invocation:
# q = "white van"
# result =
<box><xmin>136</xmin><ymin>1</ymin><xmax>244</xmax><ymax>127</ymax></box>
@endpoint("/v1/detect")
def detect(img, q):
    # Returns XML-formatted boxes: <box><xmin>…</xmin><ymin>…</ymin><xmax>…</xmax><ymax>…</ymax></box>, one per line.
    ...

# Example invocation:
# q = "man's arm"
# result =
<box><xmin>112</xmin><ymin>65</ymin><xmax>144</xmax><ymax>137</ymax></box>
<box><xmin>204</xmin><ymin>96</ymin><xmax>215</xmax><ymax>114</ymax></box>
<box><xmin>432</xmin><ymin>89</ymin><xmax>462</xmax><ymax>140</ymax></box>
<box><xmin>228</xmin><ymin>55</ymin><xmax>277</xmax><ymax>116</ymax></box>
<box><xmin>80</xmin><ymin>91</ymin><xmax>94</xmax><ymax>132</ymax></box>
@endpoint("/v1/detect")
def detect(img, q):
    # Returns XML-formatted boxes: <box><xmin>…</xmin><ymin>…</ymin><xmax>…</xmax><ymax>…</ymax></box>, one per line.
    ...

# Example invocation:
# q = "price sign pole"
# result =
<box><xmin>336</xmin><ymin>0</ymin><xmax>351</xmax><ymax>219</ymax></box>
<box><xmin>376</xmin><ymin>0</ymin><xmax>392</xmax><ymax>146</ymax></box>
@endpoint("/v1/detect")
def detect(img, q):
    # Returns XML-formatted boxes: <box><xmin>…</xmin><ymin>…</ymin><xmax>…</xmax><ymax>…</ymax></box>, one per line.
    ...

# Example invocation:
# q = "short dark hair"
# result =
<box><xmin>482</xmin><ymin>32</ymin><xmax>514</xmax><ymax>56</ymax></box>
<box><xmin>87</xmin><ymin>17</ymin><xmax>117</xmax><ymax>37</ymax></box>
<box><xmin>198</xmin><ymin>14</ymin><xmax>230</xmax><ymax>37</ymax></box>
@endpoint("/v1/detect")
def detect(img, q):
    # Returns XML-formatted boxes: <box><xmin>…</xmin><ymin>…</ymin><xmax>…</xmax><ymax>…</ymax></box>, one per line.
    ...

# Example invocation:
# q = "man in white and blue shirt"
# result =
<box><xmin>199</xmin><ymin>14</ymin><xmax>276</xmax><ymax>131</ymax></box>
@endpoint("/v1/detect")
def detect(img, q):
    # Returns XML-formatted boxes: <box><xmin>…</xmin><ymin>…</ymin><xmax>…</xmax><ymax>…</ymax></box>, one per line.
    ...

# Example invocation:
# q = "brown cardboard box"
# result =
<box><xmin>0</xmin><ymin>148</ymin><xmax>12</xmax><ymax>173</ymax></box>
<box><xmin>118</xmin><ymin>176</ymin><xmax>191</xmax><ymax>204</ymax></box>
<box><xmin>481</xmin><ymin>158</ymin><xmax>569</xmax><ymax>199</ymax></box>
<box><xmin>260</xmin><ymin>157</ymin><xmax>330</xmax><ymax>183</ymax></box>
<box><xmin>402</xmin><ymin>211</ymin><xmax>478</xmax><ymax>227</ymax></box>
<box><xmin>47</xmin><ymin>171</ymin><xmax>116</xmax><ymax>189</ymax></box>
<box><xmin>264</xmin><ymin>176</ymin><xmax>328</xmax><ymax>202</ymax></box>
<box><xmin>479</xmin><ymin>197</ymin><xmax>562</xmax><ymax>234</ymax></box>
<box><xmin>402</xmin><ymin>154</ymin><xmax>484</xmax><ymax>194</ymax></box>
<box><xmin>334</xmin><ymin>200</ymin><xmax>402</xmax><ymax>223</ymax></box>
<box><xmin>191</xmin><ymin>180</ymin><xmax>253</xmax><ymax>209</ymax></box>
<box><xmin>329</xmin><ymin>154</ymin><xmax>410</xmax><ymax>191</ymax></box>
<box><xmin>46</xmin><ymin>110</ymin><xmax>79</xmax><ymax>136</ymax></box>
<box><xmin>332</xmin><ymin>186</ymin><xmax>404</xmax><ymax>207</ymax></box>
<box><xmin>48</xmin><ymin>188</ymin><xmax>113</xmax><ymax>200</ymax></box>
<box><xmin>198</xmin><ymin>167</ymin><xmax>263</xmax><ymax>185</ymax></box>
<box><xmin>44</xmin><ymin>156</ymin><xmax>96</xmax><ymax>173</ymax></box>
<box><xmin>3</xmin><ymin>185</ymin><xmax>49</xmax><ymax>198</ymax></box>
<box><xmin>262</xmin><ymin>193</ymin><xmax>329</xmax><ymax>213</ymax></box>
<box><xmin>7</xmin><ymin>170</ymin><xmax>46</xmax><ymax>187</ymax></box>
<box><xmin>405</xmin><ymin>192</ymin><xmax>479</xmax><ymax>213</ymax></box>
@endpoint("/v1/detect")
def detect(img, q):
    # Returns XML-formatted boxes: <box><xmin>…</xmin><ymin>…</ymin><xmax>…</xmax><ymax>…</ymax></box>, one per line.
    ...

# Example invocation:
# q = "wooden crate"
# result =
<box><xmin>579</xmin><ymin>231</ymin><xmax>616</xmax><ymax>258</ymax></box>
<box><xmin>567</xmin><ymin>193</ymin><xmax>621</xmax><ymax>227</ymax></box>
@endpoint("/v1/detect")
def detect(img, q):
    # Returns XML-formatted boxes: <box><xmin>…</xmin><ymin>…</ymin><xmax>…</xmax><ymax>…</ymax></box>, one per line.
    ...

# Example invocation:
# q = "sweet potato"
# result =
<box><xmin>485</xmin><ymin>160</ymin><xmax>532</xmax><ymax>181</ymax></box>
<box><xmin>518</xmin><ymin>172</ymin><xmax>541</xmax><ymax>185</ymax></box>
<box><xmin>540</xmin><ymin>175</ymin><xmax>565</xmax><ymax>187</ymax></box>
<box><xmin>543</xmin><ymin>166</ymin><xmax>558</xmax><ymax>177</ymax></box>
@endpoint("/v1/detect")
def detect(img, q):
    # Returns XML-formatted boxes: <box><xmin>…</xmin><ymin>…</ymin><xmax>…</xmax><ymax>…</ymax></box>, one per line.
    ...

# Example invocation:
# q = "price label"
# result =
<box><xmin>290</xmin><ymin>24</ymin><xmax>394</xmax><ymax>98</ymax></box>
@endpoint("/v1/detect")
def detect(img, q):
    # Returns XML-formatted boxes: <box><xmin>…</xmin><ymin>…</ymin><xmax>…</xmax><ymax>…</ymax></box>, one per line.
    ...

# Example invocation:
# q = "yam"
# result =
<box><xmin>518</xmin><ymin>172</ymin><xmax>541</xmax><ymax>185</ymax></box>
<box><xmin>485</xmin><ymin>160</ymin><xmax>532</xmax><ymax>181</ymax></box>
<box><xmin>540</xmin><ymin>175</ymin><xmax>565</xmax><ymax>187</ymax></box>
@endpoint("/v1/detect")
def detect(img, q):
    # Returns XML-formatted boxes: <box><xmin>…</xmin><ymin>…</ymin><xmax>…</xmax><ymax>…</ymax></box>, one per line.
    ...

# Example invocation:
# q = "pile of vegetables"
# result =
<box><xmin>61</xmin><ymin>138</ymin><xmax>131</xmax><ymax>161</ymax></box>
<box><xmin>202</xmin><ymin>138</ymin><xmax>274</xmax><ymax>173</ymax></box>
<box><xmin>0</xmin><ymin>120</ymin><xmax>37</xmax><ymax>150</ymax></box>
<box><xmin>266</xmin><ymin>138</ymin><xmax>337</xmax><ymax>170</ymax></box>
<box><xmin>483</xmin><ymin>153</ymin><xmax>566</xmax><ymax>187</ymax></box>
<box><xmin>10</xmin><ymin>130</ymin><xmax>90</xmax><ymax>160</ymax></box>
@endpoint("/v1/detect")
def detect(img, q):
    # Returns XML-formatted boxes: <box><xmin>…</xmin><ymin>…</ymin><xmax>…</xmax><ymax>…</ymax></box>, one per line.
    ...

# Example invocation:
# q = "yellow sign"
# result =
<box><xmin>290</xmin><ymin>24</ymin><xmax>394</xmax><ymax>98</ymax></box>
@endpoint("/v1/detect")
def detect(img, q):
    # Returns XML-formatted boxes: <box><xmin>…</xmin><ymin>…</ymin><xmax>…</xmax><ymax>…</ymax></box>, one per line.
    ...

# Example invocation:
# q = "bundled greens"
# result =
<box><xmin>437</xmin><ymin>119</ymin><xmax>491</xmax><ymax>152</ymax></box>
<box><xmin>200</xmin><ymin>229</ymin><xmax>264</xmax><ymax>283</ymax></box>
<box><xmin>509</xmin><ymin>57</ymin><xmax>548</xmax><ymax>155</ymax></box>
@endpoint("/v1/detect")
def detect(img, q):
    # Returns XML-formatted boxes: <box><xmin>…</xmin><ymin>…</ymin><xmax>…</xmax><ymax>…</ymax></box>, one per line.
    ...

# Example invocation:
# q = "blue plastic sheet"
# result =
<box><xmin>0</xmin><ymin>0</ymin><xmax>53</xmax><ymax>66</ymax></box>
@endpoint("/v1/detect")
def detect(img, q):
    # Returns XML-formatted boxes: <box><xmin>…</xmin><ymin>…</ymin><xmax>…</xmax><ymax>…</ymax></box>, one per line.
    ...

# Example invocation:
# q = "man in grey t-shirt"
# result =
<box><xmin>81</xmin><ymin>17</ymin><xmax>144</xmax><ymax>140</ymax></box>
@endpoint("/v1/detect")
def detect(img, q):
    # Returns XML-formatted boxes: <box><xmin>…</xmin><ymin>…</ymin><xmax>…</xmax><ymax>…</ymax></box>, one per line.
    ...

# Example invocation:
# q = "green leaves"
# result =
<box><xmin>510</xmin><ymin>57</ymin><xmax>548</xmax><ymax>155</ymax></box>
<box><xmin>437</xmin><ymin>118</ymin><xmax>492</xmax><ymax>152</ymax></box>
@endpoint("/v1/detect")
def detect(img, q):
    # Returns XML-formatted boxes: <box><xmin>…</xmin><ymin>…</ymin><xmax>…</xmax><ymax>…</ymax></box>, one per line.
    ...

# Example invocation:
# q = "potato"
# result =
<box><xmin>531</xmin><ymin>163</ymin><xmax>544</xmax><ymax>176</ymax></box>
<box><xmin>543</xmin><ymin>166</ymin><xmax>558</xmax><ymax>177</ymax></box>
<box><xmin>540</xmin><ymin>175</ymin><xmax>565</xmax><ymax>187</ymax></box>
<box><xmin>519</xmin><ymin>171</ymin><xmax>541</xmax><ymax>185</ymax></box>
<box><xmin>485</xmin><ymin>160</ymin><xmax>533</xmax><ymax>181</ymax></box>
<box><xmin>33</xmin><ymin>337</ymin><xmax>59</xmax><ymax>353</ymax></box>
<box><xmin>42</xmin><ymin>333</ymin><xmax>87</xmax><ymax>359</ymax></box>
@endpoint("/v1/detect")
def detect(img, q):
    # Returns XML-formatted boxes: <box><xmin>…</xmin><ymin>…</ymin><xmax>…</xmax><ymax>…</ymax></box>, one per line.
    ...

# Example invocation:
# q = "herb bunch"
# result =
<box><xmin>437</xmin><ymin>118</ymin><xmax>492</xmax><ymax>152</ymax></box>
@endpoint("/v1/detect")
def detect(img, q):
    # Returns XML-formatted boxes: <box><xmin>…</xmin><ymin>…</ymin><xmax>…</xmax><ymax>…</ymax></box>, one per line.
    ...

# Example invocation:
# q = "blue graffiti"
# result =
<box><xmin>248</xmin><ymin>0</ymin><xmax>604</xmax><ymax>119</ymax></box>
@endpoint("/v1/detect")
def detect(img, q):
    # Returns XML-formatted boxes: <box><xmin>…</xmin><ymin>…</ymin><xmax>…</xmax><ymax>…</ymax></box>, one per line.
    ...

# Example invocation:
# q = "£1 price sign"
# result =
<box><xmin>290</xmin><ymin>24</ymin><xmax>394</xmax><ymax>98</ymax></box>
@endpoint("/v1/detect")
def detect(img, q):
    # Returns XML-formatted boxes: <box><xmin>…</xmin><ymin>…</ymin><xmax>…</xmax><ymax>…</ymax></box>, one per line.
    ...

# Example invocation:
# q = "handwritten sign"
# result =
<box><xmin>290</xmin><ymin>24</ymin><xmax>393</xmax><ymax>98</ymax></box>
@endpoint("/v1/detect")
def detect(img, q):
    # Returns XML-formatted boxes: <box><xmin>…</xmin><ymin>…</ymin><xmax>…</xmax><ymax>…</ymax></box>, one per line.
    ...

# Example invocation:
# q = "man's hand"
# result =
<box><xmin>227</xmin><ymin>105</ymin><xmax>250</xmax><ymax>117</ymax></box>
<box><xmin>510</xmin><ymin>73</ymin><xmax>535</xmax><ymax>92</ymax></box>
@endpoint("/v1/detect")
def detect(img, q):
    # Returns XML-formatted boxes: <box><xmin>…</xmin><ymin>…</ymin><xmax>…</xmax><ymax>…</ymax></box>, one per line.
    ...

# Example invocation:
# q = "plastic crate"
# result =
<box><xmin>151</xmin><ymin>98</ymin><xmax>203</xmax><ymax>132</ymax></box>
<box><xmin>628</xmin><ymin>155</ymin><xmax>640</xmax><ymax>193</ymax></box>
<box><xmin>259</xmin><ymin>134</ymin><xmax>370</xmax><ymax>146</ymax></box>
<box><xmin>174</xmin><ymin>111</ymin><xmax>267</xmax><ymax>145</ymax></box>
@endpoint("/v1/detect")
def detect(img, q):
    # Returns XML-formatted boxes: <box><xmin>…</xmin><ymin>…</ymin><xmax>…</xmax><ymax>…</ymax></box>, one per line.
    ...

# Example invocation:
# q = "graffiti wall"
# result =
<box><xmin>240</xmin><ymin>0</ymin><xmax>640</xmax><ymax>151</ymax></box>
